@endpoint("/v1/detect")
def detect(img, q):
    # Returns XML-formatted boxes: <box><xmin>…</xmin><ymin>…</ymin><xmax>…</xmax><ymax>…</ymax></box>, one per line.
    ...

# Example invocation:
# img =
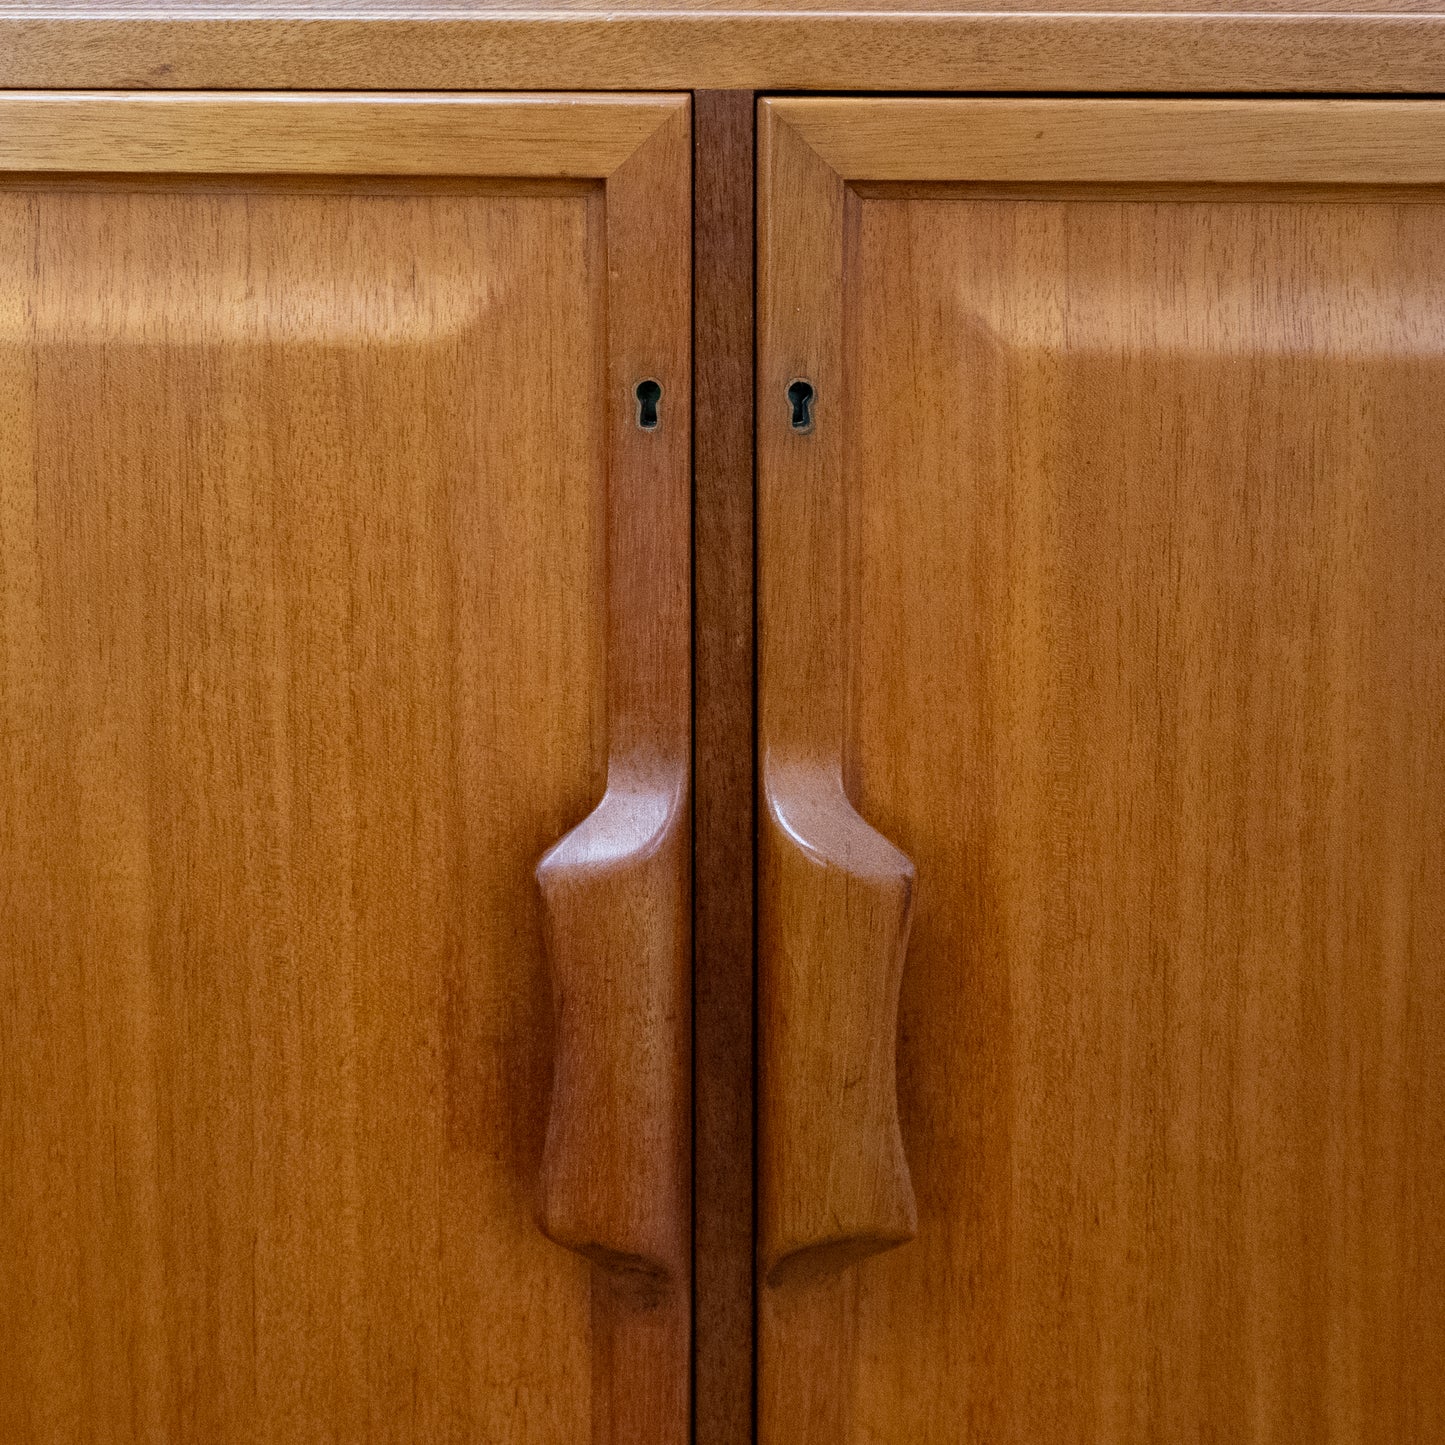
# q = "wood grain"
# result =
<box><xmin>7</xmin><ymin>11</ymin><xmax>1445</xmax><ymax>93</ymax></box>
<box><xmin>758</xmin><ymin>97</ymin><xmax>1445</xmax><ymax>1444</ymax></box>
<box><xmin>14</xmin><ymin>0</ymin><xmax>1445</xmax><ymax>14</ymax></box>
<box><xmin>0</xmin><ymin>91</ymin><xmax>679</xmax><ymax>177</ymax></box>
<box><xmin>692</xmin><ymin>89</ymin><xmax>756</xmax><ymax>1445</ymax></box>
<box><xmin>0</xmin><ymin>94</ymin><xmax>691</xmax><ymax>1445</ymax></box>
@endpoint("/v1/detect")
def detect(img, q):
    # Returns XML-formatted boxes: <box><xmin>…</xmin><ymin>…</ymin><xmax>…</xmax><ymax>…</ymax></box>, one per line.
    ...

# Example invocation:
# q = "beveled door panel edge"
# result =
<box><xmin>768</xmin><ymin>96</ymin><xmax>1445</xmax><ymax>186</ymax></box>
<box><xmin>0</xmin><ymin>90</ymin><xmax>682</xmax><ymax>176</ymax></box>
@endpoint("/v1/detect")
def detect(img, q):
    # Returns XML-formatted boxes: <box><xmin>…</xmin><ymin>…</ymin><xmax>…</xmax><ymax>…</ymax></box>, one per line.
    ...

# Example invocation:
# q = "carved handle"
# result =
<box><xmin>536</xmin><ymin>774</ymin><xmax>688</xmax><ymax>1287</ymax></box>
<box><xmin>760</xmin><ymin>765</ymin><xmax>917</xmax><ymax>1287</ymax></box>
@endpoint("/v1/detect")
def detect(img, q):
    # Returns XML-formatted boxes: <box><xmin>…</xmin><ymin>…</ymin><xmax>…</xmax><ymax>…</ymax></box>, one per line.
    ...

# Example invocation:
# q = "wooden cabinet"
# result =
<box><xmin>758</xmin><ymin>97</ymin><xmax>1445</xmax><ymax>1444</ymax></box>
<box><xmin>0</xmin><ymin>30</ymin><xmax>1443</xmax><ymax>1445</ymax></box>
<box><xmin>0</xmin><ymin>92</ymin><xmax>691</xmax><ymax>1444</ymax></box>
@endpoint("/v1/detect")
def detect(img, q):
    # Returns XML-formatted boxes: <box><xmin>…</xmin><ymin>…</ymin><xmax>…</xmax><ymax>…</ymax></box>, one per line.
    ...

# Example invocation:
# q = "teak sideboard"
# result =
<box><xmin>1</xmin><ymin>10</ymin><xmax>1442</xmax><ymax>1445</ymax></box>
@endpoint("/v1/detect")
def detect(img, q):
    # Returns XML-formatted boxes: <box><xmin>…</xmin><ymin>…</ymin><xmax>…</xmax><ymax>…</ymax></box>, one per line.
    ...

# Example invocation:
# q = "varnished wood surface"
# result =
<box><xmin>772</xmin><ymin>98</ymin><xmax>1445</xmax><ymax>186</ymax></box>
<box><xmin>7</xmin><ymin>11</ymin><xmax>1445</xmax><ymax>92</ymax></box>
<box><xmin>692</xmin><ymin>90</ymin><xmax>757</xmax><ymax>1445</ymax></box>
<box><xmin>0</xmin><ymin>94</ymin><xmax>691</xmax><ymax>1445</ymax></box>
<box><xmin>759</xmin><ymin>98</ymin><xmax>1445</xmax><ymax>1443</ymax></box>
<box><xmin>16</xmin><ymin>0</ymin><xmax>1445</xmax><ymax>13</ymax></box>
<box><xmin>0</xmin><ymin>92</ymin><xmax>678</xmax><ymax>177</ymax></box>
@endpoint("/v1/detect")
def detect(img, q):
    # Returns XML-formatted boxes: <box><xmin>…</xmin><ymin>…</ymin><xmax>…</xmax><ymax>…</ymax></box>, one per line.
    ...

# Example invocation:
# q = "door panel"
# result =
<box><xmin>0</xmin><ymin>93</ymin><xmax>690</xmax><ymax>1445</ymax></box>
<box><xmin>759</xmin><ymin>98</ymin><xmax>1445</xmax><ymax>1444</ymax></box>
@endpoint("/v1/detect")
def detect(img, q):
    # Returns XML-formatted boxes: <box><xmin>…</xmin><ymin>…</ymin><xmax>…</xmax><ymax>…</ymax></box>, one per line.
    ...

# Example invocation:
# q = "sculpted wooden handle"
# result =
<box><xmin>761</xmin><ymin>766</ymin><xmax>918</xmax><ymax>1286</ymax></box>
<box><xmin>537</xmin><ymin>773</ymin><xmax>688</xmax><ymax>1286</ymax></box>
<box><xmin>758</xmin><ymin>107</ymin><xmax>919</xmax><ymax>1286</ymax></box>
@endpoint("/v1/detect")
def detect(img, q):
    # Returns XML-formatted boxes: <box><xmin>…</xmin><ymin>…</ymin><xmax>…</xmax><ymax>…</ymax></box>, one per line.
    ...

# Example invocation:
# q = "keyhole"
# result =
<box><xmin>635</xmin><ymin>379</ymin><xmax>662</xmax><ymax>430</ymax></box>
<box><xmin>787</xmin><ymin>379</ymin><xmax>815</xmax><ymax>433</ymax></box>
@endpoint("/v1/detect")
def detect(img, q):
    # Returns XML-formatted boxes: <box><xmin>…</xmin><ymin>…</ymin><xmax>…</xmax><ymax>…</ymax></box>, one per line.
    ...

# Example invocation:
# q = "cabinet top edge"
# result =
<box><xmin>9</xmin><ymin>1</ymin><xmax>1445</xmax><ymax>13</ymax></box>
<box><xmin>6</xmin><ymin>7</ymin><xmax>1445</xmax><ymax>93</ymax></box>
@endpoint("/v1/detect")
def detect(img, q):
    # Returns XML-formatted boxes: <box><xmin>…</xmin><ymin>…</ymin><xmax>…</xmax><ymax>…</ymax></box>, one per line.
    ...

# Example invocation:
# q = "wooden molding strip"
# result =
<box><xmin>691</xmin><ymin>91</ymin><xmax>756</xmax><ymax>1445</ymax></box>
<box><xmin>0</xmin><ymin>91</ymin><xmax>685</xmax><ymax>177</ymax></box>
<box><xmin>7</xmin><ymin>14</ymin><xmax>1445</xmax><ymax>93</ymax></box>
<box><xmin>769</xmin><ymin>97</ymin><xmax>1445</xmax><ymax>185</ymax></box>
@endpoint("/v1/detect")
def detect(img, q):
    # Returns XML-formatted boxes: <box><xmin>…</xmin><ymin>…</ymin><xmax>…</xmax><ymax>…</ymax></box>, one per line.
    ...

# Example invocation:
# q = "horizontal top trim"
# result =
<box><xmin>770</xmin><ymin>97</ymin><xmax>1445</xmax><ymax>183</ymax></box>
<box><xmin>4</xmin><ymin>9</ymin><xmax>1445</xmax><ymax>91</ymax></box>
<box><xmin>0</xmin><ymin>92</ymin><xmax>685</xmax><ymax>176</ymax></box>
<box><xmin>9</xmin><ymin>1</ymin><xmax>1445</xmax><ymax>12</ymax></box>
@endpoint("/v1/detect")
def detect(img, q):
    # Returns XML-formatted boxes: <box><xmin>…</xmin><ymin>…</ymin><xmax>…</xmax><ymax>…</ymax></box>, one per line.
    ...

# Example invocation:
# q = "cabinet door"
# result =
<box><xmin>0</xmin><ymin>92</ymin><xmax>690</xmax><ymax>1444</ymax></box>
<box><xmin>759</xmin><ymin>98</ymin><xmax>1445</xmax><ymax>1443</ymax></box>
